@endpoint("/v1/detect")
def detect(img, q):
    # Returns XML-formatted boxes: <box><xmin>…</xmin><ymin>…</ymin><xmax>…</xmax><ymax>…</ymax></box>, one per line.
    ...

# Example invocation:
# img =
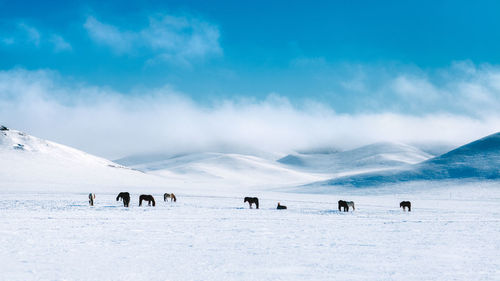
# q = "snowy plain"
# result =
<box><xmin>1</xmin><ymin>127</ymin><xmax>500</xmax><ymax>280</ymax></box>
<box><xmin>1</xmin><ymin>183</ymin><xmax>500</xmax><ymax>281</ymax></box>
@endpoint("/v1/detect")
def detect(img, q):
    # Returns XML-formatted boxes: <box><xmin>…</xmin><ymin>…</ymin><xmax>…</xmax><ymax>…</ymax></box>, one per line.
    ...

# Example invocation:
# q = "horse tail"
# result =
<box><xmin>172</xmin><ymin>194</ymin><xmax>177</xmax><ymax>202</ymax></box>
<box><xmin>152</xmin><ymin>198</ymin><xmax>156</xmax><ymax>207</ymax></box>
<box><xmin>116</xmin><ymin>194</ymin><xmax>120</xmax><ymax>201</ymax></box>
<box><xmin>256</xmin><ymin>199</ymin><xmax>259</xmax><ymax>209</ymax></box>
<box><xmin>164</xmin><ymin>193</ymin><xmax>167</xmax><ymax>202</ymax></box>
<box><xmin>139</xmin><ymin>198</ymin><xmax>142</xmax><ymax>206</ymax></box>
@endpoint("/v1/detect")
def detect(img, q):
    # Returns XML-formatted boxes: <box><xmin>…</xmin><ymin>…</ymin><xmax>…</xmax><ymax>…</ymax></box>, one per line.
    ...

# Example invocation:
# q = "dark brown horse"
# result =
<box><xmin>244</xmin><ymin>197</ymin><xmax>259</xmax><ymax>209</ymax></box>
<box><xmin>139</xmin><ymin>195</ymin><xmax>156</xmax><ymax>207</ymax></box>
<box><xmin>164</xmin><ymin>193</ymin><xmax>177</xmax><ymax>202</ymax></box>
<box><xmin>400</xmin><ymin>201</ymin><xmax>411</xmax><ymax>212</ymax></box>
<box><xmin>277</xmin><ymin>202</ymin><xmax>287</xmax><ymax>209</ymax></box>
<box><xmin>338</xmin><ymin>200</ymin><xmax>355</xmax><ymax>212</ymax></box>
<box><xmin>116</xmin><ymin>192</ymin><xmax>130</xmax><ymax>207</ymax></box>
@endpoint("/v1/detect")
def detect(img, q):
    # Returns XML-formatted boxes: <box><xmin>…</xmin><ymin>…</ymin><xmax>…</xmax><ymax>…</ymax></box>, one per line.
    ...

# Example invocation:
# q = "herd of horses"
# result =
<box><xmin>89</xmin><ymin>193</ymin><xmax>412</xmax><ymax>211</ymax></box>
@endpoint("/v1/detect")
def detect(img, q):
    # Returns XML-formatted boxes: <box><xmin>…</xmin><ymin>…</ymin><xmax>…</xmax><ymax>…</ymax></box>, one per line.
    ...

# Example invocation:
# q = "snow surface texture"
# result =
<box><xmin>1</xmin><ymin>184</ymin><xmax>500</xmax><ymax>280</ymax></box>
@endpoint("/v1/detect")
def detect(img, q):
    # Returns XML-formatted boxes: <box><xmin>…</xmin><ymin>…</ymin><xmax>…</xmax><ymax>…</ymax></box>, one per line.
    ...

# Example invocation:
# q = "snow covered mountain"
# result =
<box><xmin>115</xmin><ymin>152</ymin><xmax>327</xmax><ymax>189</ymax></box>
<box><xmin>0</xmin><ymin>125</ymin><xmax>173</xmax><ymax>192</ymax></box>
<box><xmin>278</xmin><ymin>142</ymin><xmax>432</xmax><ymax>173</ymax></box>
<box><xmin>5</xmin><ymin>123</ymin><xmax>496</xmax><ymax>193</ymax></box>
<box><xmin>312</xmin><ymin>132</ymin><xmax>500</xmax><ymax>187</ymax></box>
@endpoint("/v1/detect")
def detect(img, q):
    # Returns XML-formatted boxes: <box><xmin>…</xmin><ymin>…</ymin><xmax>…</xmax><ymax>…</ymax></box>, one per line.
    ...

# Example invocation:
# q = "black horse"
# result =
<box><xmin>277</xmin><ymin>202</ymin><xmax>287</xmax><ymax>209</ymax></box>
<box><xmin>139</xmin><ymin>194</ymin><xmax>156</xmax><ymax>207</ymax></box>
<box><xmin>244</xmin><ymin>197</ymin><xmax>259</xmax><ymax>209</ymax></box>
<box><xmin>400</xmin><ymin>201</ymin><xmax>411</xmax><ymax>212</ymax></box>
<box><xmin>116</xmin><ymin>192</ymin><xmax>130</xmax><ymax>207</ymax></box>
<box><xmin>338</xmin><ymin>200</ymin><xmax>355</xmax><ymax>212</ymax></box>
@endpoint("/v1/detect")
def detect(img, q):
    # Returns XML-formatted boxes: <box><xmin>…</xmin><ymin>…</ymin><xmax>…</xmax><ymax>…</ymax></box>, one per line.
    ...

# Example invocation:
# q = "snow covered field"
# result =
<box><xmin>1</xmin><ymin>183</ymin><xmax>500</xmax><ymax>280</ymax></box>
<box><xmin>2</xmin><ymin>127</ymin><xmax>500</xmax><ymax>280</ymax></box>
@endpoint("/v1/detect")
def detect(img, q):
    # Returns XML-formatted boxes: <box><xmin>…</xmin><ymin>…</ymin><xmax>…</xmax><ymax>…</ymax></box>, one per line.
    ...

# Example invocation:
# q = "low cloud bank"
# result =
<box><xmin>0</xmin><ymin>67</ymin><xmax>499</xmax><ymax>159</ymax></box>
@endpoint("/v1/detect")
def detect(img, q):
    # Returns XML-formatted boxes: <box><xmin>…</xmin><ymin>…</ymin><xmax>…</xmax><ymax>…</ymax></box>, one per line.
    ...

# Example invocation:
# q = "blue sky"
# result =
<box><xmin>1</xmin><ymin>0</ymin><xmax>500</xmax><ymax>157</ymax></box>
<box><xmin>2</xmin><ymin>0</ymin><xmax>500</xmax><ymax>104</ymax></box>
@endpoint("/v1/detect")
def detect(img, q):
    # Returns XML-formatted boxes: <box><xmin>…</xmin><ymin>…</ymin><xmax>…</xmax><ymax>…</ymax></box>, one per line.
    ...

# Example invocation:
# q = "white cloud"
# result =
<box><xmin>18</xmin><ymin>23</ymin><xmax>40</xmax><ymax>46</ymax></box>
<box><xmin>83</xmin><ymin>13</ymin><xmax>222</xmax><ymax>64</ymax></box>
<box><xmin>0</xmin><ymin>22</ymin><xmax>71</xmax><ymax>52</ymax></box>
<box><xmin>49</xmin><ymin>34</ymin><xmax>72</xmax><ymax>52</ymax></box>
<box><xmin>1</xmin><ymin>67</ymin><xmax>500</xmax><ymax>159</ymax></box>
<box><xmin>1</xmin><ymin>37</ymin><xmax>15</xmax><ymax>45</ymax></box>
<box><xmin>83</xmin><ymin>16</ymin><xmax>134</xmax><ymax>54</ymax></box>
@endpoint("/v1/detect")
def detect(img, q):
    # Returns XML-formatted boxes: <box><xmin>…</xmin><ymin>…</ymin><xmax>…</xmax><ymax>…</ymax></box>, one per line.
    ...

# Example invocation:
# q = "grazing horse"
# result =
<box><xmin>277</xmin><ymin>202</ymin><xmax>287</xmax><ymax>209</ymax></box>
<box><xmin>244</xmin><ymin>197</ymin><xmax>259</xmax><ymax>209</ymax></box>
<box><xmin>116</xmin><ymin>192</ymin><xmax>130</xmax><ymax>207</ymax></box>
<box><xmin>88</xmin><ymin>193</ymin><xmax>95</xmax><ymax>206</ymax></box>
<box><xmin>139</xmin><ymin>195</ymin><xmax>156</xmax><ymax>207</ymax></box>
<box><xmin>164</xmin><ymin>193</ymin><xmax>177</xmax><ymax>202</ymax></box>
<box><xmin>338</xmin><ymin>200</ymin><xmax>355</xmax><ymax>212</ymax></box>
<box><xmin>400</xmin><ymin>201</ymin><xmax>411</xmax><ymax>212</ymax></box>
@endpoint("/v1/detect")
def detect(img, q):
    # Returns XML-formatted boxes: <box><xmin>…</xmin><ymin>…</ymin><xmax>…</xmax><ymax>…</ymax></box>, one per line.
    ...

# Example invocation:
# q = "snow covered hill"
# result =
<box><xmin>5</xmin><ymin>123</ymin><xmax>497</xmax><ymax>193</ymax></box>
<box><xmin>115</xmin><ymin>152</ymin><xmax>328</xmax><ymax>189</ymax></box>
<box><xmin>310</xmin><ymin>132</ymin><xmax>500</xmax><ymax>188</ymax></box>
<box><xmin>278</xmin><ymin>142</ymin><xmax>432</xmax><ymax>173</ymax></box>
<box><xmin>0</xmin><ymin>125</ymin><xmax>173</xmax><ymax>192</ymax></box>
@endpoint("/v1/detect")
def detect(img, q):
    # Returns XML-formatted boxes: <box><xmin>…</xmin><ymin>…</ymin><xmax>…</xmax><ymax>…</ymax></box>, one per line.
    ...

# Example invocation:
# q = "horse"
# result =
<box><xmin>338</xmin><ymin>200</ymin><xmax>355</xmax><ymax>212</ymax></box>
<box><xmin>244</xmin><ymin>197</ymin><xmax>259</xmax><ymax>209</ymax></box>
<box><xmin>88</xmin><ymin>193</ymin><xmax>95</xmax><ymax>206</ymax></box>
<box><xmin>139</xmin><ymin>195</ymin><xmax>156</xmax><ymax>207</ymax></box>
<box><xmin>164</xmin><ymin>193</ymin><xmax>177</xmax><ymax>202</ymax></box>
<box><xmin>116</xmin><ymin>192</ymin><xmax>130</xmax><ymax>207</ymax></box>
<box><xmin>277</xmin><ymin>202</ymin><xmax>287</xmax><ymax>209</ymax></box>
<box><xmin>400</xmin><ymin>201</ymin><xmax>411</xmax><ymax>212</ymax></box>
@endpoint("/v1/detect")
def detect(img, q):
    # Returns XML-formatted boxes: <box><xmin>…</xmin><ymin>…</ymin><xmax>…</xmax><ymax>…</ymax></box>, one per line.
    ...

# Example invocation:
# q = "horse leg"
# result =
<box><xmin>408</xmin><ymin>206</ymin><xmax>411</xmax><ymax>212</ymax></box>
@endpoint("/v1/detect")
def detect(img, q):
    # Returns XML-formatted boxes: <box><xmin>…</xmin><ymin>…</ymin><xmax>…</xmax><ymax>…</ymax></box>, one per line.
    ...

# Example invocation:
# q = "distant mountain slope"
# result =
<box><xmin>116</xmin><ymin>152</ymin><xmax>328</xmax><ymax>188</ymax></box>
<box><xmin>313</xmin><ymin>132</ymin><xmax>500</xmax><ymax>187</ymax></box>
<box><xmin>278</xmin><ymin>142</ymin><xmax>432</xmax><ymax>173</ymax></box>
<box><xmin>0</xmin><ymin>126</ymin><xmax>171</xmax><ymax>192</ymax></box>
